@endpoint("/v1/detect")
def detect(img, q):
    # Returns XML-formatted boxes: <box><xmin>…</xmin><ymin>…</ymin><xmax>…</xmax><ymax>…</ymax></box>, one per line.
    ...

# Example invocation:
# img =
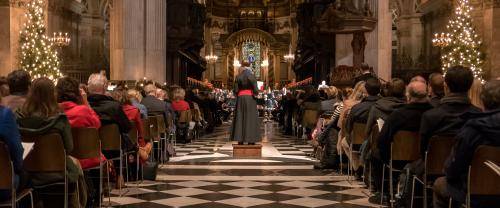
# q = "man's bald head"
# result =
<box><xmin>410</xmin><ymin>75</ymin><xmax>427</xmax><ymax>85</ymax></box>
<box><xmin>407</xmin><ymin>81</ymin><xmax>428</xmax><ymax>103</ymax></box>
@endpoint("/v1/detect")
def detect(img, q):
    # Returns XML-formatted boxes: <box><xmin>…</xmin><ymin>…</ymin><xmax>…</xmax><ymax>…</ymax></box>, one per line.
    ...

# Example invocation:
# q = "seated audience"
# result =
<box><xmin>343</xmin><ymin>77</ymin><xmax>381</xmax><ymax>176</ymax></box>
<box><xmin>420</xmin><ymin>66</ymin><xmax>481</xmax><ymax>158</ymax></box>
<box><xmin>365</xmin><ymin>78</ymin><xmax>406</xmax><ymax>136</ymax></box>
<box><xmin>411</xmin><ymin>75</ymin><xmax>427</xmax><ymax>84</ymax></box>
<box><xmin>371</xmin><ymin>80</ymin><xmax>433</xmax><ymax>200</ymax></box>
<box><xmin>86</xmin><ymin>73</ymin><xmax>131</xmax><ymax>138</ymax></box>
<box><xmin>56</xmin><ymin>77</ymin><xmax>104</xmax><ymax>169</ymax></box>
<box><xmin>171</xmin><ymin>88</ymin><xmax>191</xmax><ymax>112</ymax></box>
<box><xmin>127</xmin><ymin>89</ymin><xmax>148</xmax><ymax>118</ymax></box>
<box><xmin>338</xmin><ymin>82</ymin><xmax>367</xmax><ymax>154</ymax></box>
<box><xmin>141</xmin><ymin>84</ymin><xmax>171</xmax><ymax>117</ymax></box>
<box><xmin>433</xmin><ymin>80</ymin><xmax>500</xmax><ymax>208</ymax></box>
<box><xmin>111</xmin><ymin>89</ymin><xmax>152</xmax><ymax>161</ymax></box>
<box><xmin>353</xmin><ymin>63</ymin><xmax>377</xmax><ymax>87</ymax></box>
<box><xmin>16</xmin><ymin>77</ymin><xmax>86</xmax><ymax>207</ymax></box>
<box><xmin>1</xmin><ymin>70</ymin><xmax>31</xmax><ymax>111</ymax></box>
<box><xmin>0</xmin><ymin>97</ymin><xmax>24</xmax><ymax>201</ymax></box>
<box><xmin>320</xmin><ymin>86</ymin><xmax>340</xmax><ymax>113</ymax></box>
<box><xmin>428</xmin><ymin>73</ymin><xmax>445</xmax><ymax>107</ymax></box>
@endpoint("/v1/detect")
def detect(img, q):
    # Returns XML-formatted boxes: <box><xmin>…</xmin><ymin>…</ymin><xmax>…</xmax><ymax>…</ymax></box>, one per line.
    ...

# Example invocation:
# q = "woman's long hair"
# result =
<box><xmin>21</xmin><ymin>77</ymin><xmax>60</xmax><ymax>118</ymax></box>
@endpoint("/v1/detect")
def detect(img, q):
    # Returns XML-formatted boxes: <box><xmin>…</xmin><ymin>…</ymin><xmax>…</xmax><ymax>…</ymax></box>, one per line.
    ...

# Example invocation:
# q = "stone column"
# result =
<box><xmin>483</xmin><ymin>2</ymin><xmax>500</xmax><ymax>79</ymax></box>
<box><xmin>365</xmin><ymin>0</ymin><xmax>392</xmax><ymax>81</ymax></box>
<box><xmin>145</xmin><ymin>0</ymin><xmax>167</xmax><ymax>82</ymax></box>
<box><xmin>0</xmin><ymin>3</ymin><xmax>26</xmax><ymax>75</ymax></box>
<box><xmin>110</xmin><ymin>0</ymin><xmax>166</xmax><ymax>82</ymax></box>
<box><xmin>397</xmin><ymin>13</ymin><xmax>424</xmax><ymax>64</ymax></box>
<box><xmin>335</xmin><ymin>34</ymin><xmax>354</xmax><ymax>66</ymax></box>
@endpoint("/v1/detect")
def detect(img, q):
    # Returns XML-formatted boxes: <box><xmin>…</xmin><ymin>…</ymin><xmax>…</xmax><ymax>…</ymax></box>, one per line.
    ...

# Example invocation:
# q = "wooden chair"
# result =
<box><xmin>176</xmin><ymin>110</ymin><xmax>192</xmax><ymax>144</ymax></box>
<box><xmin>156</xmin><ymin>115</ymin><xmax>168</xmax><ymax>164</ymax></box>
<box><xmin>367</xmin><ymin>124</ymin><xmax>380</xmax><ymax>191</ymax></box>
<box><xmin>147</xmin><ymin>116</ymin><xmax>160</xmax><ymax>162</ymax></box>
<box><xmin>0</xmin><ymin>141</ymin><xmax>34</xmax><ymax>208</ymax></box>
<box><xmin>22</xmin><ymin>133</ymin><xmax>69</xmax><ymax>208</ymax></box>
<box><xmin>466</xmin><ymin>145</ymin><xmax>500</xmax><ymax>208</ymax></box>
<box><xmin>70</xmin><ymin>128</ymin><xmax>105</xmax><ymax>207</ymax></box>
<box><xmin>381</xmin><ymin>131</ymin><xmax>420</xmax><ymax>207</ymax></box>
<box><xmin>347</xmin><ymin>122</ymin><xmax>367</xmax><ymax>180</ymax></box>
<box><xmin>410</xmin><ymin>134</ymin><xmax>456</xmax><ymax>208</ymax></box>
<box><xmin>142</xmin><ymin>119</ymin><xmax>152</xmax><ymax>143</ymax></box>
<box><xmin>98</xmin><ymin>124</ymin><xmax>126</xmax><ymax>196</ymax></box>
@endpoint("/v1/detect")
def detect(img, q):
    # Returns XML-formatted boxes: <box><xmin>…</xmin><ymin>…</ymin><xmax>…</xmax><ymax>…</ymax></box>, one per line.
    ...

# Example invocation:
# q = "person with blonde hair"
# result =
<box><xmin>171</xmin><ymin>88</ymin><xmax>190</xmax><ymax>112</ymax></box>
<box><xmin>127</xmin><ymin>89</ymin><xmax>148</xmax><ymax>118</ymax></box>
<box><xmin>337</xmin><ymin>81</ymin><xmax>367</xmax><ymax>154</ymax></box>
<box><xmin>468</xmin><ymin>78</ymin><xmax>484</xmax><ymax>110</ymax></box>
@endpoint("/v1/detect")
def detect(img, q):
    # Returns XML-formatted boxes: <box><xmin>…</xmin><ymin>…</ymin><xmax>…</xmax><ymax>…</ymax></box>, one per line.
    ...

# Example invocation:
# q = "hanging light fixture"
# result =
<box><xmin>49</xmin><ymin>32</ymin><xmax>71</xmax><ymax>47</ymax></box>
<box><xmin>284</xmin><ymin>44</ymin><xmax>294</xmax><ymax>63</ymax></box>
<box><xmin>204</xmin><ymin>45</ymin><xmax>218</xmax><ymax>64</ymax></box>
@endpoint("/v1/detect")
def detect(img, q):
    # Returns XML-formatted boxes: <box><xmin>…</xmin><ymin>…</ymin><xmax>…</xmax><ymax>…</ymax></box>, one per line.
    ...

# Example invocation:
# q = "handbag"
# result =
<box><xmin>143</xmin><ymin>158</ymin><xmax>158</xmax><ymax>181</ymax></box>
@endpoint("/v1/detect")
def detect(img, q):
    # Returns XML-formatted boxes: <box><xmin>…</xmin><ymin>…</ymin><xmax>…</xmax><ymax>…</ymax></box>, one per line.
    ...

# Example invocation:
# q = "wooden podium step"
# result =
<box><xmin>233</xmin><ymin>144</ymin><xmax>262</xmax><ymax>158</ymax></box>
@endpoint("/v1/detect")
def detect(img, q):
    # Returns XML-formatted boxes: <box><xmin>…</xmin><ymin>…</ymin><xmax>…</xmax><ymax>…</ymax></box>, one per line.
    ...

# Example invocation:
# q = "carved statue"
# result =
<box><xmin>351</xmin><ymin>32</ymin><xmax>366</xmax><ymax>67</ymax></box>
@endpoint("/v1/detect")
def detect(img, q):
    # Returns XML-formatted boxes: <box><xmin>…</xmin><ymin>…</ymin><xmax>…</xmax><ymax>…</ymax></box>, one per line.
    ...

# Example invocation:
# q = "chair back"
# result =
<box><xmin>426</xmin><ymin>135</ymin><xmax>457</xmax><ymax>175</ymax></box>
<box><xmin>369</xmin><ymin>124</ymin><xmax>380</xmax><ymax>151</ymax></box>
<box><xmin>128</xmin><ymin>122</ymin><xmax>138</xmax><ymax>145</ymax></box>
<box><xmin>350</xmin><ymin>122</ymin><xmax>367</xmax><ymax>145</ymax></box>
<box><xmin>148</xmin><ymin>116</ymin><xmax>159</xmax><ymax>140</ymax></box>
<box><xmin>156</xmin><ymin>115</ymin><xmax>166</xmax><ymax>133</ymax></box>
<box><xmin>178</xmin><ymin>110</ymin><xmax>192</xmax><ymax>123</ymax></box>
<box><xmin>469</xmin><ymin>145</ymin><xmax>500</xmax><ymax>196</ymax></box>
<box><xmin>99</xmin><ymin>124</ymin><xmax>121</xmax><ymax>151</ymax></box>
<box><xmin>192</xmin><ymin>107</ymin><xmax>202</xmax><ymax>122</ymax></box>
<box><xmin>70</xmin><ymin>128</ymin><xmax>100</xmax><ymax>159</ymax></box>
<box><xmin>142</xmin><ymin>119</ymin><xmax>152</xmax><ymax>142</ymax></box>
<box><xmin>0</xmin><ymin>141</ymin><xmax>13</xmax><ymax>189</ymax></box>
<box><xmin>391</xmin><ymin>131</ymin><xmax>420</xmax><ymax>161</ymax></box>
<box><xmin>23</xmin><ymin>133</ymin><xmax>66</xmax><ymax>172</ymax></box>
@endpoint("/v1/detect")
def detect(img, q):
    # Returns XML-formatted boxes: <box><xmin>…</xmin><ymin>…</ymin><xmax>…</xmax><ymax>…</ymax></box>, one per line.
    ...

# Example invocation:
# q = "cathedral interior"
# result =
<box><xmin>1</xmin><ymin>0</ymin><xmax>499</xmax><ymax>88</ymax></box>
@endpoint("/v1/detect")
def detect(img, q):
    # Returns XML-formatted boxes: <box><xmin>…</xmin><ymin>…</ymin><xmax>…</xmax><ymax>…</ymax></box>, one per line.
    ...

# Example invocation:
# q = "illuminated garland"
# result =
<box><xmin>18</xmin><ymin>0</ymin><xmax>62</xmax><ymax>81</ymax></box>
<box><xmin>441</xmin><ymin>0</ymin><xmax>484</xmax><ymax>82</ymax></box>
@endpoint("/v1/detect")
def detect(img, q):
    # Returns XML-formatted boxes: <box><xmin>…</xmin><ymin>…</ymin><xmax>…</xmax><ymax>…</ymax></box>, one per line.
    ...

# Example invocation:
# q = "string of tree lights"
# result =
<box><xmin>18</xmin><ymin>0</ymin><xmax>62</xmax><ymax>82</ymax></box>
<box><xmin>440</xmin><ymin>0</ymin><xmax>484</xmax><ymax>83</ymax></box>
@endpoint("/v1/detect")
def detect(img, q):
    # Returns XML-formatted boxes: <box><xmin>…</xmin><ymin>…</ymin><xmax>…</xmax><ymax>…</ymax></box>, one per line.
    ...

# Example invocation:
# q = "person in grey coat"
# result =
<box><xmin>230</xmin><ymin>61</ymin><xmax>261</xmax><ymax>145</ymax></box>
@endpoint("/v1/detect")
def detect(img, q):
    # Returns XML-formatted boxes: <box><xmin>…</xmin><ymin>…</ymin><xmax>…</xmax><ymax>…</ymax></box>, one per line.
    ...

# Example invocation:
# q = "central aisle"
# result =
<box><xmin>110</xmin><ymin>122</ymin><xmax>379</xmax><ymax>208</ymax></box>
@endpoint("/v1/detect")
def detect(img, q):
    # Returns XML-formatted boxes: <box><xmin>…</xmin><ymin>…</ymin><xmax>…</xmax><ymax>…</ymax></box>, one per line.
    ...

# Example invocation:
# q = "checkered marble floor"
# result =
<box><xmin>109</xmin><ymin>122</ymin><xmax>379</xmax><ymax>208</ymax></box>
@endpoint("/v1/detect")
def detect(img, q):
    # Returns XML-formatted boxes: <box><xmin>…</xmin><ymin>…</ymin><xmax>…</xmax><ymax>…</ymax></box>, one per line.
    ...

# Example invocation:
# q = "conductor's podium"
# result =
<box><xmin>233</xmin><ymin>144</ymin><xmax>262</xmax><ymax>158</ymax></box>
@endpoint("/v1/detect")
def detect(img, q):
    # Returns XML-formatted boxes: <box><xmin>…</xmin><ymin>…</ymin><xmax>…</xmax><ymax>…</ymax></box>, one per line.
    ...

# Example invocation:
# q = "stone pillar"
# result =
<box><xmin>365</xmin><ymin>0</ymin><xmax>392</xmax><ymax>81</ymax></box>
<box><xmin>145</xmin><ymin>0</ymin><xmax>167</xmax><ymax>82</ymax></box>
<box><xmin>110</xmin><ymin>0</ymin><xmax>166</xmax><ymax>82</ymax></box>
<box><xmin>397</xmin><ymin>13</ymin><xmax>424</xmax><ymax>63</ymax></box>
<box><xmin>483</xmin><ymin>2</ymin><xmax>500</xmax><ymax>79</ymax></box>
<box><xmin>0</xmin><ymin>3</ymin><xmax>26</xmax><ymax>76</ymax></box>
<box><xmin>273</xmin><ymin>53</ymin><xmax>280</xmax><ymax>85</ymax></box>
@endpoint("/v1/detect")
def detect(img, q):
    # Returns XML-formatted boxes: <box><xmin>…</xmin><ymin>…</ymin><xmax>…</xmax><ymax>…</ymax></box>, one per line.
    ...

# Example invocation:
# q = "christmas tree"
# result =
<box><xmin>18</xmin><ymin>0</ymin><xmax>62</xmax><ymax>81</ymax></box>
<box><xmin>441</xmin><ymin>0</ymin><xmax>484</xmax><ymax>82</ymax></box>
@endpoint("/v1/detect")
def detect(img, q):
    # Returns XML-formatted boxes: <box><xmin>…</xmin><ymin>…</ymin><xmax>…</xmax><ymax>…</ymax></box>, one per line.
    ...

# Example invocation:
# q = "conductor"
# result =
<box><xmin>230</xmin><ymin>61</ymin><xmax>261</xmax><ymax>145</ymax></box>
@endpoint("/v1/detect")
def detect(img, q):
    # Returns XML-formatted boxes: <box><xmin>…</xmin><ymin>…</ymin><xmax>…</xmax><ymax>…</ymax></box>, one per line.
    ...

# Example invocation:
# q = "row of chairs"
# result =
<box><xmin>346</xmin><ymin>122</ymin><xmax>500</xmax><ymax>208</ymax></box>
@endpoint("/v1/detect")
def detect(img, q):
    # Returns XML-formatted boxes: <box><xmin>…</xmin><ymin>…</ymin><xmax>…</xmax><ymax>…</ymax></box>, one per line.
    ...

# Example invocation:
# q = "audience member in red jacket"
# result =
<box><xmin>57</xmin><ymin>77</ymin><xmax>106</xmax><ymax>169</ymax></box>
<box><xmin>171</xmin><ymin>88</ymin><xmax>191</xmax><ymax>111</ymax></box>
<box><xmin>111</xmin><ymin>89</ymin><xmax>152</xmax><ymax>161</ymax></box>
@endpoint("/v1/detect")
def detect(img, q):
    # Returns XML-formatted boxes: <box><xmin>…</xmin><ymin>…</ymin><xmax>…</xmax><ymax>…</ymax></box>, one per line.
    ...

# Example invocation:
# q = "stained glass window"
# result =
<box><xmin>242</xmin><ymin>41</ymin><xmax>261</xmax><ymax>79</ymax></box>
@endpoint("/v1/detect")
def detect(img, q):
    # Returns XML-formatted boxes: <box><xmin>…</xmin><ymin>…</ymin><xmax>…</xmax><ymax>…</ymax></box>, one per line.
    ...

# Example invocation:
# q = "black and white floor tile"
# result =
<box><xmin>109</xmin><ymin>122</ymin><xmax>379</xmax><ymax>208</ymax></box>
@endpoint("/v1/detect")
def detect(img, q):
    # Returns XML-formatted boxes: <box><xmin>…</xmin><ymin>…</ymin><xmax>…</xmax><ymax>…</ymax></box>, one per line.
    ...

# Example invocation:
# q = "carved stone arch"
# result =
<box><xmin>224</xmin><ymin>28</ymin><xmax>278</xmax><ymax>49</ymax></box>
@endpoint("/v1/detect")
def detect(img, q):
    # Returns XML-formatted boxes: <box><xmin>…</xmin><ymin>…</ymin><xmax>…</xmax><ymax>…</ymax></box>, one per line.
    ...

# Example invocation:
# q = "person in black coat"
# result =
<box><xmin>352</xmin><ymin>63</ymin><xmax>377</xmax><ymax>87</ymax></box>
<box><xmin>230</xmin><ymin>61</ymin><xmax>261</xmax><ymax>145</ymax></box>
<box><xmin>433</xmin><ymin>80</ymin><xmax>500</xmax><ymax>208</ymax></box>
<box><xmin>371</xmin><ymin>81</ymin><xmax>433</xmax><ymax>195</ymax></box>
<box><xmin>420</xmin><ymin>66</ymin><xmax>481</xmax><ymax>157</ymax></box>
<box><xmin>428</xmin><ymin>73</ymin><xmax>445</xmax><ymax>108</ymax></box>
